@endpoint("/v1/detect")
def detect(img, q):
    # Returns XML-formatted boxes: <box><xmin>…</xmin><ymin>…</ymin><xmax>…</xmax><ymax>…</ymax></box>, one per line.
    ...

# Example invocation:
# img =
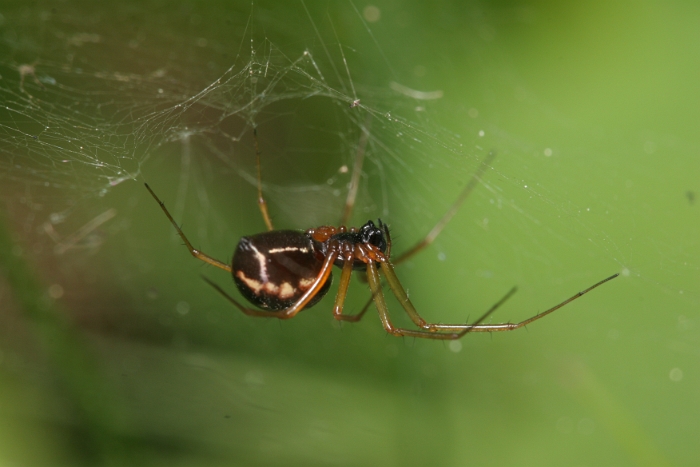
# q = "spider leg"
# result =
<box><xmin>333</xmin><ymin>260</ymin><xmax>370</xmax><ymax>322</ymax></box>
<box><xmin>204</xmin><ymin>251</ymin><xmax>338</xmax><ymax>320</ymax></box>
<box><xmin>253</xmin><ymin>128</ymin><xmax>274</xmax><ymax>231</ymax></box>
<box><xmin>145</xmin><ymin>183</ymin><xmax>231</xmax><ymax>272</ymax></box>
<box><xmin>379</xmin><ymin>261</ymin><xmax>514</xmax><ymax>330</ymax></box>
<box><xmin>393</xmin><ymin>150</ymin><xmax>496</xmax><ymax>265</ymax></box>
<box><xmin>351</xmin><ymin>269</ymin><xmax>512</xmax><ymax>331</ymax></box>
<box><xmin>366</xmin><ymin>261</ymin><xmax>466</xmax><ymax>340</ymax></box>
<box><xmin>426</xmin><ymin>273</ymin><xmax>620</xmax><ymax>333</ymax></box>
<box><xmin>379</xmin><ymin>260</ymin><xmax>618</xmax><ymax>335</ymax></box>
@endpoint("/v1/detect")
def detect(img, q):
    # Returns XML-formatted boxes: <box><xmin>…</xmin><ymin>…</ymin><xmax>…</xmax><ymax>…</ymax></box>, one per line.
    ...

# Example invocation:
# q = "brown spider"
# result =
<box><xmin>145</xmin><ymin>129</ymin><xmax>617</xmax><ymax>340</ymax></box>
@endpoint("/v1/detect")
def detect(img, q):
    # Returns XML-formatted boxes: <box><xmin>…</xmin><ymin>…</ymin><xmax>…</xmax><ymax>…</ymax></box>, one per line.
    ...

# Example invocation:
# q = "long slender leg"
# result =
<box><xmin>366</xmin><ymin>261</ymin><xmax>465</xmax><ymax>340</ymax></box>
<box><xmin>353</xmin><ymin>269</ymin><xmax>516</xmax><ymax>331</ymax></box>
<box><xmin>253</xmin><ymin>128</ymin><xmax>274</xmax><ymax>231</ymax></box>
<box><xmin>333</xmin><ymin>260</ymin><xmax>371</xmax><ymax>322</ymax></box>
<box><xmin>372</xmin><ymin>260</ymin><xmax>516</xmax><ymax>338</ymax></box>
<box><xmin>427</xmin><ymin>273</ymin><xmax>619</xmax><ymax>332</ymax></box>
<box><xmin>379</xmin><ymin>261</ymin><xmax>516</xmax><ymax>329</ymax></box>
<box><xmin>379</xmin><ymin>259</ymin><xmax>618</xmax><ymax>335</ymax></box>
<box><xmin>393</xmin><ymin>151</ymin><xmax>496</xmax><ymax>265</ymax></box>
<box><xmin>340</xmin><ymin>114</ymin><xmax>372</xmax><ymax>227</ymax></box>
<box><xmin>204</xmin><ymin>251</ymin><xmax>338</xmax><ymax>320</ymax></box>
<box><xmin>144</xmin><ymin>183</ymin><xmax>231</xmax><ymax>272</ymax></box>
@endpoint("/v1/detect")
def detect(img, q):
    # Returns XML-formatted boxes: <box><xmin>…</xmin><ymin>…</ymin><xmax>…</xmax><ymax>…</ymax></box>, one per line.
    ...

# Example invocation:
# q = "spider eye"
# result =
<box><xmin>359</xmin><ymin>220</ymin><xmax>387</xmax><ymax>252</ymax></box>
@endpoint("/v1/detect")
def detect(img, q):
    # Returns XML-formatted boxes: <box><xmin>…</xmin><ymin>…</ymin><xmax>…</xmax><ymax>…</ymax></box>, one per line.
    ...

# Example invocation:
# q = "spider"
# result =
<box><xmin>145</xmin><ymin>129</ymin><xmax>617</xmax><ymax>340</ymax></box>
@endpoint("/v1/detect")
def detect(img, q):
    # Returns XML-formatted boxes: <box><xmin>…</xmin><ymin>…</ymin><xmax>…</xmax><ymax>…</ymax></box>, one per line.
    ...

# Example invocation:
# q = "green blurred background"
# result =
<box><xmin>0</xmin><ymin>1</ymin><xmax>698</xmax><ymax>466</ymax></box>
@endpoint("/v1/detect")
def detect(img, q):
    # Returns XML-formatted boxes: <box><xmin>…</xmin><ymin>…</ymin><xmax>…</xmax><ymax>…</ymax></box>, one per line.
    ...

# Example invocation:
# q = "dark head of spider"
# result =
<box><xmin>233</xmin><ymin>220</ymin><xmax>388</xmax><ymax>311</ymax></box>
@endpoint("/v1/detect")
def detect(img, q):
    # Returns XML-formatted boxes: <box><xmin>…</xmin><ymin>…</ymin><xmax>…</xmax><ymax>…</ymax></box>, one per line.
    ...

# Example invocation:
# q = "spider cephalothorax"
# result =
<box><xmin>308</xmin><ymin>219</ymin><xmax>389</xmax><ymax>270</ymax></box>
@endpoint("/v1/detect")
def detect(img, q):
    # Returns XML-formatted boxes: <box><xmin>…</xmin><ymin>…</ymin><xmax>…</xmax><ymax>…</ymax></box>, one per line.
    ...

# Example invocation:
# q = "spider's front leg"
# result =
<box><xmin>366</xmin><ymin>260</ymin><xmax>467</xmax><ymax>340</ymax></box>
<box><xmin>378</xmin><ymin>261</ymin><xmax>618</xmax><ymax>335</ymax></box>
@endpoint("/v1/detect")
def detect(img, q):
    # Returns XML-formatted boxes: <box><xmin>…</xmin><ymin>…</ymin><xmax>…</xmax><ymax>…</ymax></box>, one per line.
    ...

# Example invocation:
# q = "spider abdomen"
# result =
<box><xmin>232</xmin><ymin>230</ymin><xmax>332</xmax><ymax>311</ymax></box>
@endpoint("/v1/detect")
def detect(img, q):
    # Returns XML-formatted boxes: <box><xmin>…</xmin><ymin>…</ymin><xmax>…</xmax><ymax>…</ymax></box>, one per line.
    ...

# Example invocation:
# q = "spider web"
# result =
<box><xmin>0</xmin><ymin>3</ymin><xmax>487</xmax><ymax>241</ymax></box>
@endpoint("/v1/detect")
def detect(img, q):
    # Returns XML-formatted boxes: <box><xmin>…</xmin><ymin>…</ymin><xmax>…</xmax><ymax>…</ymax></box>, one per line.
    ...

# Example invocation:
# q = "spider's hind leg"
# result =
<box><xmin>144</xmin><ymin>183</ymin><xmax>232</xmax><ymax>272</ymax></box>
